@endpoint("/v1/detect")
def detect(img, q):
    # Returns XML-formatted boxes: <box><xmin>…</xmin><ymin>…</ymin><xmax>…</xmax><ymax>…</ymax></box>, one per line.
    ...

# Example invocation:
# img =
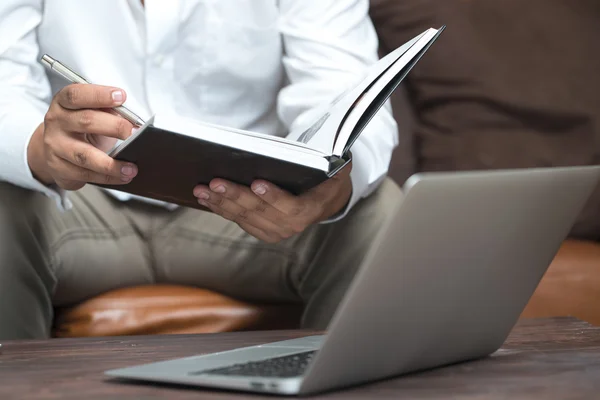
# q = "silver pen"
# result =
<box><xmin>40</xmin><ymin>54</ymin><xmax>145</xmax><ymax>127</ymax></box>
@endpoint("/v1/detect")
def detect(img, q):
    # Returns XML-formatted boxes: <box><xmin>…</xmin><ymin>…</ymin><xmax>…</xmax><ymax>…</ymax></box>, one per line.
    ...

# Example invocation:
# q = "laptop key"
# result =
<box><xmin>191</xmin><ymin>350</ymin><xmax>317</xmax><ymax>378</ymax></box>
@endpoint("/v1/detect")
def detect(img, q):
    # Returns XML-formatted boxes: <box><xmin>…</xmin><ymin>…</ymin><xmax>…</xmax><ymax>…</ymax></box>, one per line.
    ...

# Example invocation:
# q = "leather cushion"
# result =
<box><xmin>53</xmin><ymin>285</ymin><xmax>303</xmax><ymax>337</ymax></box>
<box><xmin>522</xmin><ymin>240</ymin><xmax>600</xmax><ymax>325</ymax></box>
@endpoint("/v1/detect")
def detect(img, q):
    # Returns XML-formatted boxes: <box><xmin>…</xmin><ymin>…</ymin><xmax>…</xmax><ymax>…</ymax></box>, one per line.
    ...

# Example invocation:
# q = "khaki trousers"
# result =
<box><xmin>0</xmin><ymin>179</ymin><xmax>400</xmax><ymax>339</ymax></box>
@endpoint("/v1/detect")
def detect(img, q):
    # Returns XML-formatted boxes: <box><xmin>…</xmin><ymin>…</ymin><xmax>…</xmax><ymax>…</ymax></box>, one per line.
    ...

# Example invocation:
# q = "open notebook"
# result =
<box><xmin>102</xmin><ymin>27</ymin><xmax>445</xmax><ymax>209</ymax></box>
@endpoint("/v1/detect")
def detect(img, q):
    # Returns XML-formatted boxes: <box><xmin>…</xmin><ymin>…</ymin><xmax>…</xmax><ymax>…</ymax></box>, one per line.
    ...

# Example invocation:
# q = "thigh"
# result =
<box><xmin>152</xmin><ymin>206</ymin><xmax>307</xmax><ymax>303</ymax></box>
<box><xmin>0</xmin><ymin>183</ymin><xmax>155</xmax><ymax>306</ymax></box>
<box><xmin>293</xmin><ymin>178</ymin><xmax>403</xmax><ymax>327</ymax></box>
<box><xmin>53</xmin><ymin>187</ymin><xmax>158</xmax><ymax>305</ymax></box>
<box><xmin>150</xmin><ymin>178</ymin><xmax>401</xmax><ymax>307</ymax></box>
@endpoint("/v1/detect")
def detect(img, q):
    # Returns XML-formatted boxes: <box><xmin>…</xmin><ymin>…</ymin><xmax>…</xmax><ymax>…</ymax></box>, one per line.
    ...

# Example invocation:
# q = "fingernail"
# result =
<box><xmin>197</xmin><ymin>191</ymin><xmax>210</xmax><ymax>200</ymax></box>
<box><xmin>198</xmin><ymin>200</ymin><xmax>208</xmax><ymax>207</ymax></box>
<box><xmin>121</xmin><ymin>176</ymin><xmax>131</xmax><ymax>182</ymax></box>
<box><xmin>212</xmin><ymin>185</ymin><xmax>226</xmax><ymax>194</ymax></box>
<box><xmin>112</xmin><ymin>90</ymin><xmax>124</xmax><ymax>104</ymax></box>
<box><xmin>253</xmin><ymin>184</ymin><xmax>267</xmax><ymax>195</ymax></box>
<box><xmin>121</xmin><ymin>164</ymin><xmax>136</xmax><ymax>176</ymax></box>
<box><xmin>131</xmin><ymin>127</ymin><xmax>140</xmax><ymax>137</ymax></box>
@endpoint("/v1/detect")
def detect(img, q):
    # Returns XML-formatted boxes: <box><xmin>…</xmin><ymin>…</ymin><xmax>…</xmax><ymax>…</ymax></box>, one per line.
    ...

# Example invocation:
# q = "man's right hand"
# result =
<box><xmin>28</xmin><ymin>84</ymin><xmax>139</xmax><ymax>190</ymax></box>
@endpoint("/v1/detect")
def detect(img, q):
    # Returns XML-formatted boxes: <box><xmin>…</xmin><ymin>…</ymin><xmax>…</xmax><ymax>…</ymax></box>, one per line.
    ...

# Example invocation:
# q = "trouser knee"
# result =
<box><xmin>0</xmin><ymin>182</ymin><xmax>55</xmax><ymax>282</ymax></box>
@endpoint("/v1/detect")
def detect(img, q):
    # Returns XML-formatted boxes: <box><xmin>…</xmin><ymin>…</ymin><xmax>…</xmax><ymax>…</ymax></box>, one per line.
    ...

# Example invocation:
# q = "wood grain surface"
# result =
<box><xmin>0</xmin><ymin>317</ymin><xmax>599</xmax><ymax>399</ymax></box>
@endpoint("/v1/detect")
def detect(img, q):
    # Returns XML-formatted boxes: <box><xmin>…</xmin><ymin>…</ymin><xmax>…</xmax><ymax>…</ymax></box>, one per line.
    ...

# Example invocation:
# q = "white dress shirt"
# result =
<box><xmin>0</xmin><ymin>0</ymin><xmax>398</xmax><ymax>219</ymax></box>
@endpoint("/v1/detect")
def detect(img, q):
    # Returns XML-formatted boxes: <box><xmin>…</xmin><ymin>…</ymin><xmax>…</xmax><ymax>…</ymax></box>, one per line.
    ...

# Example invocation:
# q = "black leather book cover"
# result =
<box><xmin>98</xmin><ymin>126</ymin><xmax>338</xmax><ymax>209</ymax></box>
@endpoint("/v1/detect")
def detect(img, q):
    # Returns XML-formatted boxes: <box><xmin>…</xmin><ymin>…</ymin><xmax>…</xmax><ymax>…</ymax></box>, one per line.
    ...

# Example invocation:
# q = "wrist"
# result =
<box><xmin>321</xmin><ymin>175</ymin><xmax>353</xmax><ymax>221</ymax></box>
<box><xmin>27</xmin><ymin>123</ymin><xmax>55</xmax><ymax>185</ymax></box>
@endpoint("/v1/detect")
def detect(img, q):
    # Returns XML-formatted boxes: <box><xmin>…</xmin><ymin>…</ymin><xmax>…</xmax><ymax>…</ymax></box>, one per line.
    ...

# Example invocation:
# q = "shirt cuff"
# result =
<box><xmin>0</xmin><ymin>110</ymin><xmax>71</xmax><ymax>211</ymax></box>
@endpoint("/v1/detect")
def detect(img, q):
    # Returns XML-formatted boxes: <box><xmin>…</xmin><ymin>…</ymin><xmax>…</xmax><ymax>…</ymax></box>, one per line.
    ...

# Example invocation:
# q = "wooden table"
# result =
<box><xmin>0</xmin><ymin>317</ymin><xmax>599</xmax><ymax>399</ymax></box>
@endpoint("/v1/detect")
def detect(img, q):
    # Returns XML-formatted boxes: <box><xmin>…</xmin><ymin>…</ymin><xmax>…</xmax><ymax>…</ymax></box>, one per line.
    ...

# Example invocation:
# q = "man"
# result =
<box><xmin>0</xmin><ymin>0</ymin><xmax>400</xmax><ymax>339</ymax></box>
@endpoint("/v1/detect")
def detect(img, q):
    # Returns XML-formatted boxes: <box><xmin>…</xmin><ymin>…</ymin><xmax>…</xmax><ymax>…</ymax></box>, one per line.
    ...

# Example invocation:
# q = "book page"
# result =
<box><xmin>332</xmin><ymin>28</ymin><xmax>442</xmax><ymax>156</ymax></box>
<box><xmin>288</xmin><ymin>106</ymin><xmax>350</xmax><ymax>155</ymax></box>
<box><xmin>155</xmin><ymin>113</ymin><xmax>328</xmax><ymax>156</ymax></box>
<box><xmin>286</xmin><ymin>30</ymin><xmax>427</xmax><ymax>154</ymax></box>
<box><xmin>110</xmin><ymin>113</ymin><xmax>331</xmax><ymax>171</ymax></box>
<box><xmin>190</xmin><ymin>118</ymin><xmax>328</xmax><ymax>155</ymax></box>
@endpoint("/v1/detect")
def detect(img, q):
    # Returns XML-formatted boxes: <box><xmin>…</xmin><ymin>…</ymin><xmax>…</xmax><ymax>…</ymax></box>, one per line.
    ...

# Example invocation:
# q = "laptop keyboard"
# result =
<box><xmin>193</xmin><ymin>350</ymin><xmax>317</xmax><ymax>378</ymax></box>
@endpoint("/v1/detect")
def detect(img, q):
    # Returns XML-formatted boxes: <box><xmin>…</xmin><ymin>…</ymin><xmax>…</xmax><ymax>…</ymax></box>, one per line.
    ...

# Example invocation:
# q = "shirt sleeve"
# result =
<box><xmin>277</xmin><ymin>0</ymin><xmax>399</xmax><ymax>222</ymax></box>
<box><xmin>0</xmin><ymin>0</ymin><xmax>70</xmax><ymax>210</ymax></box>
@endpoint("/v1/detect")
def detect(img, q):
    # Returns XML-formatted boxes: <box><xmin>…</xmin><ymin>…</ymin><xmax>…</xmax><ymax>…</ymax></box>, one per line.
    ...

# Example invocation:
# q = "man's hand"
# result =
<box><xmin>27</xmin><ymin>84</ymin><xmax>139</xmax><ymax>190</ymax></box>
<box><xmin>193</xmin><ymin>163</ymin><xmax>353</xmax><ymax>243</ymax></box>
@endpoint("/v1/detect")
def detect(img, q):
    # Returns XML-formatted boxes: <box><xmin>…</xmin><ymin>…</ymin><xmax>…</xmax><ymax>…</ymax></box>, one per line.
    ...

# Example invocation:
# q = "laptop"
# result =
<box><xmin>105</xmin><ymin>166</ymin><xmax>600</xmax><ymax>396</ymax></box>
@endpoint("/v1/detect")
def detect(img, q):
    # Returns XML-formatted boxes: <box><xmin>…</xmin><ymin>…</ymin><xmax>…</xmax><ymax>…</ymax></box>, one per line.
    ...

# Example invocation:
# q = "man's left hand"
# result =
<box><xmin>193</xmin><ymin>163</ymin><xmax>352</xmax><ymax>243</ymax></box>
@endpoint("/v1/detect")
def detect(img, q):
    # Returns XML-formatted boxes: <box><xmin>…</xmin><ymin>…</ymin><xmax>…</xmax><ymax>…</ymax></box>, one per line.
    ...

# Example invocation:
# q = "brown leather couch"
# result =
<box><xmin>52</xmin><ymin>0</ymin><xmax>600</xmax><ymax>337</ymax></box>
<box><xmin>53</xmin><ymin>286</ymin><xmax>303</xmax><ymax>337</ymax></box>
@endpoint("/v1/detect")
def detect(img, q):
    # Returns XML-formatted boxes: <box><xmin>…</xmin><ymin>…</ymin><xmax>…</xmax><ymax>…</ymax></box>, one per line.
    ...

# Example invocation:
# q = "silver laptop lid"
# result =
<box><xmin>299</xmin><ymin>166</ymin><xmax>600</xmax><ymax>395</ymax></box>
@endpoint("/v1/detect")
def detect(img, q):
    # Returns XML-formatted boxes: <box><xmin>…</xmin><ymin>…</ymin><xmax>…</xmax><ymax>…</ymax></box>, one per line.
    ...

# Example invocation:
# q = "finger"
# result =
<box><xmin>197</xmin><ymin>191</ymin><xmax>292</xmax><ymax>238</ymax></box>
<box><xmin>206</xmin><ymin>179</ymin><xmax>288</xmax><ymax>224</ymax></box>
<box><xmin>250</xmin><ymin>179</ymin><xmax>319</xmax><ymax>220</ymax></box>
<box><xmin>47</xmin><ymin>154</ymin><xmax>134</xmax><ymax>187</ymax></box>
<box><xmin>198</xmin><ymin>197</ymin><xmax>281</xmax><ymax>242</ymax></box>
<box><xmin>54</xmin><ymin>177</ymin><xmax>85</xmax><ymax>191</ymax></box>
<box><xmin>237</xmin><ymin>221</ymin><xmax>283</xmax><ymax>244</ymax></box>
<box><xmin>195</xmin><ymin>187</ymin><xmax>295</xmax><ymax>239</ymax></box>
<box><xmin>51</xmin><ymin>136</ymin><xmax>137</xmax><ymax>181</ymax></box>
<box><xmin>56</xmin><ymin>84</ymin><xmax>126</xmax><ymax>110</ymax></box>
<box><xmin>65</xmin><ymin>109</ymin><xmax>134</xmax><ymax>140</ymax></box>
